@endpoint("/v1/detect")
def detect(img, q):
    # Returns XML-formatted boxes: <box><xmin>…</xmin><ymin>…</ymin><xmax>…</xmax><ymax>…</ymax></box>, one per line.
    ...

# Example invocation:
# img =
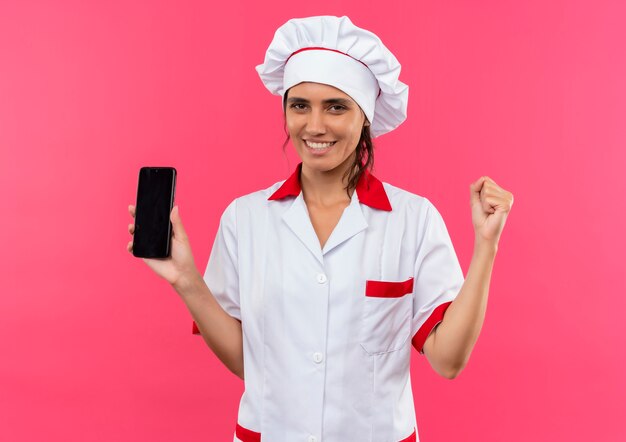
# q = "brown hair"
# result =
<box><xmin>281</xmin><ymin>90</ymin><xmax>375</xmax><ymax>200</ymax></box>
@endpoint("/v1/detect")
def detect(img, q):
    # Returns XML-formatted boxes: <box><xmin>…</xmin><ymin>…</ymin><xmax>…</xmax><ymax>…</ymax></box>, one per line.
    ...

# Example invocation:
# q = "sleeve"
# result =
<box><xmin>192</xmin><ymin>198</ymin><xmax>241</xmax><ymax>335</ymax></box>
<box><xmin>411</xmin><ymin>199</ymin><xmax>465</xmax><ymax>354</ymax></box>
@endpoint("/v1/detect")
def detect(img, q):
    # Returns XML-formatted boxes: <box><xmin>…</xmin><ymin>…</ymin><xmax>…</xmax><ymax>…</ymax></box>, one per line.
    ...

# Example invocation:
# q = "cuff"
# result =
<box><xmin>235</xmin><ymin>422</ymin><xmax>261</xmax><ymax>442</ymax></box>
<box><xmin>411</xmin><ymin>301</ymin><xmax>453</xmax><ymax>354</ymax></box>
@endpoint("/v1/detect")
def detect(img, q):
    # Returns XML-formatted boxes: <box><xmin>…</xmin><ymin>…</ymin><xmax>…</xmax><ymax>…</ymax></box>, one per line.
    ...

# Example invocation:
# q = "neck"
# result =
<box><xmin>300</xmin><ymin>160</ymin><xmax>355</xmax><ymax>207</ymax></box>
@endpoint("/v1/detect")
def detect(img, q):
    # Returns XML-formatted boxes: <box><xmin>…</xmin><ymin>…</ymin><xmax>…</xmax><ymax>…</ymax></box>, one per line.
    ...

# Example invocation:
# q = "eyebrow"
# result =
<box><xmin>286</xmin><ymin>97</ymin><xmax>353</xmax><ymax>106</ymax></box>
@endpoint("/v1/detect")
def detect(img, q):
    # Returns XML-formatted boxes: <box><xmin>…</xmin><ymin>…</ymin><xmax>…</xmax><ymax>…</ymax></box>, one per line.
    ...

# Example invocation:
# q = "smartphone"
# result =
<box><xmin>132</xmin><ymin>167</ymin><xmax>177</xmax><ymax>258</ymax></box>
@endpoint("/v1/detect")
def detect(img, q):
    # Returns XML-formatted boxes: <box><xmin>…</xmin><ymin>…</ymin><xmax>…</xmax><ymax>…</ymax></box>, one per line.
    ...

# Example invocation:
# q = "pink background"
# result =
<box><xmin>1</xmin><ymin>1</ymin><xmax>624</xmax><ymax>441</ymax></box>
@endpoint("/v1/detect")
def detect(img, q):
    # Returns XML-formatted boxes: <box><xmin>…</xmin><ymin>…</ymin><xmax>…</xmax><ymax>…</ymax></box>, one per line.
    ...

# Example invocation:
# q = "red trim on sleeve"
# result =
<box><xmin>235</xmin><ymin>422</ymin><xmax>261</xmax><ymax>442</ymax></box>
<box><xmin>399</xmin><ymin>427</ymin><xmax>417</xmax><ymax>442</ymax></box>
<box><xmin>412</xmin><ymin>301</ymin><xmax>453</xmax><ymax>354</ymax></box>
<box><xmin>365</xmin><ymin>277</ymin><xmax>414</xmax><ymax>298</ymax></box>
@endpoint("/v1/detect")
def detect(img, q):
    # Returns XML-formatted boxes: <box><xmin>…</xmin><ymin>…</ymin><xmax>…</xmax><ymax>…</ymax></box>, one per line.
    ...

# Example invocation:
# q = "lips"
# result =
<box><xmin>304</xmin><ymin>140</ymin><xmax>336</xmax><ymax>148</ymax></box>
<box><xmin>304</xmin><ymin>139</ymin><xmax>336</xmax><ymax>155</ymax></box>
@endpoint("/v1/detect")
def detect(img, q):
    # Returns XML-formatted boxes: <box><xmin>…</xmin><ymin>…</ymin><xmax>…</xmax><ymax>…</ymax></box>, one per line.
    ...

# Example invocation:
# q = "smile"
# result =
<box><xmin>304</xmin><ymin>140</ymin><xmax>336</xmax><ymax>149</ymax></box>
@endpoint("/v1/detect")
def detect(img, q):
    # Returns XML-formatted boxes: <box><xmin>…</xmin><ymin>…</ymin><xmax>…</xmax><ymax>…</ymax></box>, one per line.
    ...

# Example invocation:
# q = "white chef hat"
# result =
<box><xmin>255</xmin><ymin>15</ymin><xmax>409</xmax><ymax>138</ymax></box>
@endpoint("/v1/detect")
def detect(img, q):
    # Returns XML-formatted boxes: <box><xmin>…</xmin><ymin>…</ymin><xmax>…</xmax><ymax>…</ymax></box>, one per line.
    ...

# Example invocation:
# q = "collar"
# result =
<box><xmin>268</xmin><ymin>162</ymin><xmax>392</xmax><ymax>211</ymax></box>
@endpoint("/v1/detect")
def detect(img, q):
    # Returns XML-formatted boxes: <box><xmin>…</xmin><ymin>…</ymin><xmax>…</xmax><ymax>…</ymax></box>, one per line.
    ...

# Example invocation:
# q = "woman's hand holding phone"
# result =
<box><xmin>127</xmin><ymin>204</ymin><xmax>200</xmax><ymax>289</ymax></box>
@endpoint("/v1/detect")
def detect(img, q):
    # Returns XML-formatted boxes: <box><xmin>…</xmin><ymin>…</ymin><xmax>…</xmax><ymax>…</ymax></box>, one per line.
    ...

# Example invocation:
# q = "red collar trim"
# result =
<box><xmin>268</xmin><ymin>162</ymin><xmax>392</xmax><ymax>211</ymax></box>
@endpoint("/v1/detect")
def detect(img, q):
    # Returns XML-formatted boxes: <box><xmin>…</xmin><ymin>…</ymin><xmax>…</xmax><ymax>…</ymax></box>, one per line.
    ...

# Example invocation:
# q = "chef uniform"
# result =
<box><xmin>191</xmin><ymin>16</ymin><xmax>465</xmax><ymax>442</ymax></box>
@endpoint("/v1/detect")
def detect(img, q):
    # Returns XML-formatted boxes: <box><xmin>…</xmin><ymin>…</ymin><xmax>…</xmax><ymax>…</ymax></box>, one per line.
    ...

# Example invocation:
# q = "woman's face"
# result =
<box><xmin>285</xmin><ymin>81</ymin><xmax>369</xmax><ymax>173</ymax></box>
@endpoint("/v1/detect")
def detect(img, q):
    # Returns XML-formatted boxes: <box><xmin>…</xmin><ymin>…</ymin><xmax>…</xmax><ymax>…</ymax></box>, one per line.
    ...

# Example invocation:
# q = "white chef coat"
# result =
<box><xmin>192</xmin><ymin>162</ymin><xmax>465</xmax><ymax>442</ymax></box>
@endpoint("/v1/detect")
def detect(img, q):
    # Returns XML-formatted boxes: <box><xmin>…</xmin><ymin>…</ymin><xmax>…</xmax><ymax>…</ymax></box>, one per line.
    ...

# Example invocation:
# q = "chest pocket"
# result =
<box><xmin>360</xmin><ymin>277</ymin><xmax>414</xmax><ymax>355</ymax></box>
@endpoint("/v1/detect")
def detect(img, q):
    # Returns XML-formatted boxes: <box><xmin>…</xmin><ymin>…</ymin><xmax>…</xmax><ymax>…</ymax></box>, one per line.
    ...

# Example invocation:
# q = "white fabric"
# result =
<box><xmin>255</xmin><ymin>15</ymin><xmax>409</xmax><ymax>138</ymax></box>
<box><xmin>200</xmin><ymin>171</ymin><xmax>465</xmax><ymax>441</ymax></box>
<box><xmin>283</xmin><ymin>48</ymin><xmax>379</xmax><ymax>127</ymax></box>
<box><xmin>204</xmin><ymin>198</ymin><xmax>241</xmax><ymax>321</ymax></box>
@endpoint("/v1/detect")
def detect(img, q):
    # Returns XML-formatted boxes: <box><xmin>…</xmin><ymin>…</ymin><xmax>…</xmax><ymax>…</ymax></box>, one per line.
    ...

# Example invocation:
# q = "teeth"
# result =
<box><xmin>305</xmin><ymin>140</ymin><xmax>335</xmax><ymax>149</ymax></box>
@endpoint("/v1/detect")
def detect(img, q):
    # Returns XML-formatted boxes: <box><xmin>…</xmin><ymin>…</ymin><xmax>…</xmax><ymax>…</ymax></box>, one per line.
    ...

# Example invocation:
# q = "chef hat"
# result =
<box><xmin>255</xmin><ymin>15</ymin><xmax>409</xmax><ymax>138</ymax></box>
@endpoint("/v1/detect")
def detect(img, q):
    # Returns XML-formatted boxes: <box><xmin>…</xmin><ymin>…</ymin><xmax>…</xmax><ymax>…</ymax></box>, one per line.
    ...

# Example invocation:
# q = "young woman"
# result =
<box><xmin>127</xmin><ymin>15</ymin><xmax>514</xmax><ymax>442</ymax></box>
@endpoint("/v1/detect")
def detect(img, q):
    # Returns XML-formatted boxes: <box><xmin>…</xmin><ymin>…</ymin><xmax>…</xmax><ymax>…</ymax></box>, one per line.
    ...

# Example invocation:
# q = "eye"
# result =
<box><xmin>329</xmin><ymin>105</ymin><xmax>347</xmax><ymax>112</ymax></box>
<box><xmin>290</xmin><ymin>103</ymin><xmax>307</xmax><ymax>110</ymax></box>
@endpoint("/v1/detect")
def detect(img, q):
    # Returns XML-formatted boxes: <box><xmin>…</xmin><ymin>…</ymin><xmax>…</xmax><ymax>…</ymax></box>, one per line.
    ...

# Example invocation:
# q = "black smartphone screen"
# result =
<box><xmin>132</xmin><ymin>167</ymin><xmax>177</xmax><ymax>258</ymax></box>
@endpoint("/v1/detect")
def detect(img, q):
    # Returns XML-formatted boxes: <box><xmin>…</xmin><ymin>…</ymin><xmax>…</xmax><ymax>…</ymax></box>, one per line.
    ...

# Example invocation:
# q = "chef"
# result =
<box><xmin>128</xmin><ymin>14</ymin><xmax>514</xmax><ymax>442</ymax></box>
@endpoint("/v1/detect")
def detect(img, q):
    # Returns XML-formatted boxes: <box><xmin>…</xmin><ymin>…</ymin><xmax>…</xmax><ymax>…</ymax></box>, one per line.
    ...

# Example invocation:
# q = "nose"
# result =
<box><xmin>305</xmin><ymin>108</ymin><xmax>326</xmax><ymax>135</ymax></box>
